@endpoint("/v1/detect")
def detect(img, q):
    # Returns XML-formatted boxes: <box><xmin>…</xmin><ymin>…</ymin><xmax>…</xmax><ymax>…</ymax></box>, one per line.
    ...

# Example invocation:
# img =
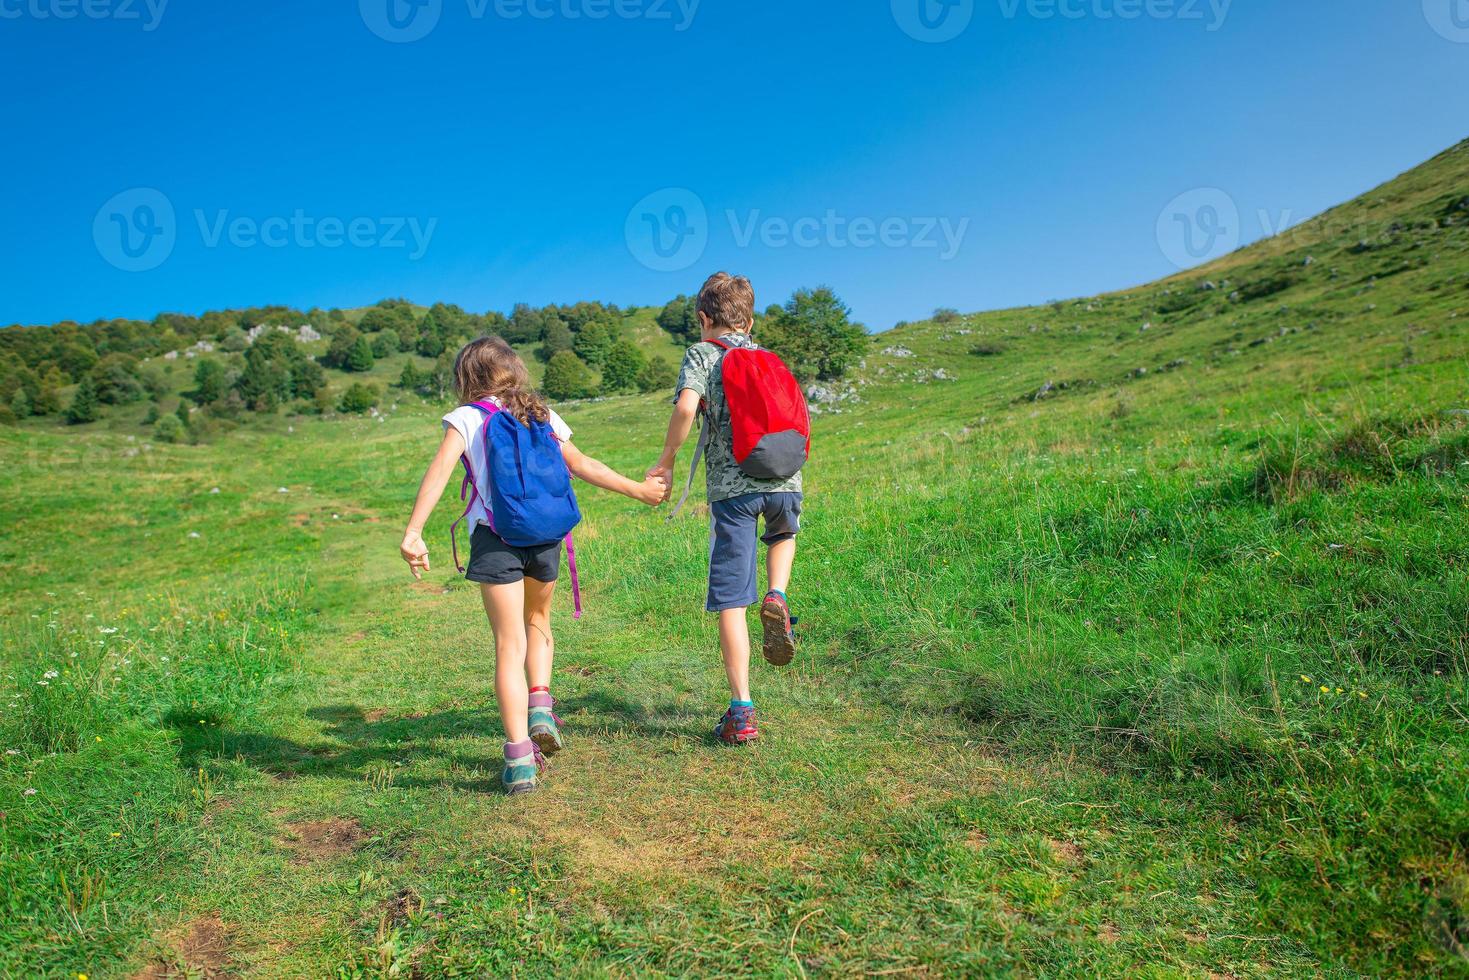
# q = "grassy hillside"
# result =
<box><xmin>1</xmin><ymin>142</ymin><xmax>1465</xmax><ymax>977</ymax></box>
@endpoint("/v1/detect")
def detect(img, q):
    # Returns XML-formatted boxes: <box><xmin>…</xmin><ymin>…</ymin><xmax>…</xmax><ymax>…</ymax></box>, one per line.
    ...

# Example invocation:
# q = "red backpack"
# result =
<box><xmin>669</xmin><ymin>337</ymin><xmax>810</xmax><ymax>518</ymax></box>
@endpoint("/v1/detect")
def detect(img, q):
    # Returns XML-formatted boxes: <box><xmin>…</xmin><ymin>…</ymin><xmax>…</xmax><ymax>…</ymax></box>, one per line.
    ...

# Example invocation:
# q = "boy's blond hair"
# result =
<box><xmin>697</xmin><ymin>272</ymin><xmax>755</xmax><ymax>331</ymax></box>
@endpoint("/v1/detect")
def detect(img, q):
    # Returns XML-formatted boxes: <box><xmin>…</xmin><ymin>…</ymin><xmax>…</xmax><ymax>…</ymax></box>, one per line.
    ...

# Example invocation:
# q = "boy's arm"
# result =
<box><xmin>648</xmin><ymin>388</ymin><xmax>702</xmax><ymax>491</ymax></box>
<box><xmin>561</xmin><ymin>441</ymin><xmax>669</xmax><ymax>506</ymax></box>
<box><xmin>400</xmin><ymin>427</ymin><xmax>466</xmax><ymax>578</ymax></box>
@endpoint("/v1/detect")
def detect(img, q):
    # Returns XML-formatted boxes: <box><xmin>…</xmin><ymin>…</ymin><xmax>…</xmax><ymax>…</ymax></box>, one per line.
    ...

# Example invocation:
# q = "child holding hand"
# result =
<box><xmin>401</xmin><ymin>336</ymin><xmax>668</xmax><ymax>793</ymax></box>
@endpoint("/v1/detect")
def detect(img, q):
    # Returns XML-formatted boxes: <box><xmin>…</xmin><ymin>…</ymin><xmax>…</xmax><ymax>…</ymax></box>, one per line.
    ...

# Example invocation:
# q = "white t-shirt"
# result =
<box><xmin>443</xmin><ymin>399</ymin><xmax>573</xmax><ymax>532</ymax></box>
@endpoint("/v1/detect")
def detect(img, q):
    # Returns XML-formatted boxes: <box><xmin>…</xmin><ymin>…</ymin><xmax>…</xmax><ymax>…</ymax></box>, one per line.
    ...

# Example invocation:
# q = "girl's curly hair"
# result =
<box><xmin>452</xmin><ymin>336</ymin><xmax>550</xmax><ymax>425</ymax></box>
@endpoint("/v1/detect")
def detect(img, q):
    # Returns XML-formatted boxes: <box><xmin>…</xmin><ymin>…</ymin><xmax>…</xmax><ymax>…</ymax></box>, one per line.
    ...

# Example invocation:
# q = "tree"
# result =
<box><xmin>601</xmin><ymin>338</ymin><xmax>646</xmax><ymax>393</ymax></box>
<box><xmin>9</xmin><ymin>386</ymin><xmax>31</xmax><ymax>419</ymax></box>
<box><xmin>291</xmin><ymin>357</ymin><xmax>326</xmax><ymax>399</ymax></box>
<box><xmin>370</xmin><ymin>330</ymin><xmax>399</xmax><ymax>359</ymax></box>
<box><xmin>541</xmin><ymin>351</ymin><xmax>598</xmax><ymax>401</ymax></box>
<box><xmin>345</xmin><ymin>336</ymin><xmax>375</xmax><ymax>373</ymax></box>
<box><xmin>235</xmin><ymin>347</ymin><xmax>292</xmax><ymax>412</ymax></box>
<box><xmin>506</xmin><ymin>303</ymin><xmax>546</xmax><ymax>345</ymax></box>
<box><xmin>761</xmin><ymin>287</ymin><xmax>867</xmax><ymax>382</ymax></box>
<box><xmin>573</xmin><ymin>316</ymin><xmax>619</xmax><ymax>367</ymax></box>
<box><xmin>537</xmin><ymin>320</ymin><xmax>574</xmax><ymax>362</ymax></box>
<box><xmin>91</xmin><ymin>354</ymin><xmax>145</xmax><ymax>405</ymax></box>
<box><xmin>321</xmin><ymin>325</ymin><xmax>362</xmax><ymax>369</ymax></box>
<box><xmin>338</xmin><ymin>382</ymin><xmax>379</xmax><ymax>414</ymax></box>
<box><xmin>65</xmin><ymin>374</ymin><xmax>99</xmax><ymax>424</ymax></box>
<box><xmin>189</xmin><ymin>359</ymin><xmax>227</xmax><ymax>405</ymax></box>
<box><xmin>657</xmin><ymin>295</ymin><xmax>700</xmax><ymax>344</ymax></box>
<box><xmin>636</xmin><ymin>357</ymin><xmax>677</xmax><ymax>394</ymax></box>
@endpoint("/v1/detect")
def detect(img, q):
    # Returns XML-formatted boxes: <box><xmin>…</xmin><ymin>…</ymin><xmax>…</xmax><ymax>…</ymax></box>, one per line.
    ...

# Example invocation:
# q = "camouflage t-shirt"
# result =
<box><xmin>676</xmin><ymin>335</ymin><xmax>804</xmax><ymax>504</ymax></box>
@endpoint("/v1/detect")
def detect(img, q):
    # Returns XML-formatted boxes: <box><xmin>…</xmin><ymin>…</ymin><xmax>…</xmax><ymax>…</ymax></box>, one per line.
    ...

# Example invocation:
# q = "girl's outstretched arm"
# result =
<box><xmin>561</xmin><ymin>441</ymin><xmax>668</xmax><ymax>506</ymax></box>
<box><xmin>401</xmin><ymin>427</ymin><xmax>466</xmax><ymax>578</ymax></box>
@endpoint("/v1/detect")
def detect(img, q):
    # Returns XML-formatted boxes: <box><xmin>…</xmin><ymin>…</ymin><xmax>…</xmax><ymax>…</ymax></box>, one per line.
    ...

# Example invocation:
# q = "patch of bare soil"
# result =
<box><xmin>279</xmin><ymin>817</ymin><xmax>367</xmax><ymax>862</ymax></box>
<box><xmin>1048</xmin><ymin>838</ymin><xmax>1085</xmax><ymax>865</ymax></box>
<box><xmin>408</xmin><ymin>581</ymin><xmax>453</xmax><ymax>596</ymax></box>
<box><xmin>131</xmin><ymin>913</ymin><xmax>235</xmax><ymax>979</ymax></box>
<box><xmin>383</xmin><ymin>887</ymin><xmax>423</xmax><ymax>926</ymax></box>
<box><xmin>363</xmin><ymin>708</ymin><xmax>390</xmax><ymax>722</ymax></box>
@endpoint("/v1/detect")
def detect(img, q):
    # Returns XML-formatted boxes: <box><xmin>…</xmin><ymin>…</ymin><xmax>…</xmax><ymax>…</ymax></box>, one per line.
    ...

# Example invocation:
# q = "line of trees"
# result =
<box><xmin>2</xmin><ymin>286</ymin><xmax>867</xmax><ymax>429</ymax></box>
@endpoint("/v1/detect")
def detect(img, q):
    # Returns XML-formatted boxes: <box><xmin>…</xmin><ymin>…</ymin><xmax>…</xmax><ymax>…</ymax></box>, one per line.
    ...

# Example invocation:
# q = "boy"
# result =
<box><xmin>648</xmin><ymin>272</ymin><xmax>802</xmax><ymax>745</ymax></box>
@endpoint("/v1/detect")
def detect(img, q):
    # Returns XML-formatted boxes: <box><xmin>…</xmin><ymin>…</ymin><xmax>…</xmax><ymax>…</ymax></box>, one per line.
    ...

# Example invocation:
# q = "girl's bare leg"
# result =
<box><xmin>481</xmin><ymin>582</ymin><xmax>529</xmax><ymax>744</ymax></box>
<box><xmin>523</xmin><ymin>577</ymin><xmax>557</xmax><ymax>690</ymax></box>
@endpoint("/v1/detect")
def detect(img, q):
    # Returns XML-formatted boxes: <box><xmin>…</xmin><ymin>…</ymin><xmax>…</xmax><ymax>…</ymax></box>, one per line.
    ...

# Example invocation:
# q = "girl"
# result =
<box><xmin>400</xmin><ymin>337</ymin><xmax>668</xmax><ymax>794</ymax></box>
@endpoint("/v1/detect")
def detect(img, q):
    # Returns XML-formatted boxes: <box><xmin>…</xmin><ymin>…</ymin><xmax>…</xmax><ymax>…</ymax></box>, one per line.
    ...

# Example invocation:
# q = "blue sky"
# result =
<box><xmin>2</xmin><ymin>0</ymin><xmax>1467</xmax><ymax>330</ymax></box>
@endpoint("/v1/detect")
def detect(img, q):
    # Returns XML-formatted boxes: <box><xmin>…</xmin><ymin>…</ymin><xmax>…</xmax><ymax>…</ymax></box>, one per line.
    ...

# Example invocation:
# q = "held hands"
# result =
<box><xmin>637</xmin><ymin>471</ymin><xmax>671</xmax><ymax>507</ymax></box>
<box><xmin>646</xmin><ymin>462</ymin><xmax>674</xmax><ymax>505</ymax></box>
<box><xmin>400</xmin><ymin>531</ymin><xmax>431</xmax><ymax>579</ymax></box>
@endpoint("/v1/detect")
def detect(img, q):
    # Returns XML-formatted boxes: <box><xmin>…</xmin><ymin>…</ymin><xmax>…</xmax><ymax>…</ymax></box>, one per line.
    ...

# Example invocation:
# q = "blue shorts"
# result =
<box><xmin>707</xmin><ymin>492</ymin><xmax>803</xmax><ymax>612</ymax></box>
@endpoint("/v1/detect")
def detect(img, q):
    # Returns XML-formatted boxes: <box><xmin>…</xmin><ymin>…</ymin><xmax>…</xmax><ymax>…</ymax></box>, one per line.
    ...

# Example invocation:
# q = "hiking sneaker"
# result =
<box><xmin>528</xmin><ymin>690</ymin><xmax>564</xmax><ymax>756</ymax></box>
<box><xmin>714</xmin><ymin>704</ymin><xmax>759</xmax><ymax>745</ymax></box>
<box><xmin>760</xmin><ymin>591</ymin><xmax>798</xmax><ymax>666</ymax></box>
<box><xmin>502</xmin><ymin>740</ymin><xmax>544</xmax><ymax>795</ymax></box>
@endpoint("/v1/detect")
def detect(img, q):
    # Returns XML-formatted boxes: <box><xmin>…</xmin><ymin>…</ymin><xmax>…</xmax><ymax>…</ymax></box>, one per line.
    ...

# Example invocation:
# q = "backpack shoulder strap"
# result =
<box><xmin>666</xmin><ymin>414</ymin><xmax>709</xmax><ymax>522</ymax></box>
<box><xmin>450</xmin><ymin>402</ymin><xmax>503</xmax><ymax>571</ymax></box>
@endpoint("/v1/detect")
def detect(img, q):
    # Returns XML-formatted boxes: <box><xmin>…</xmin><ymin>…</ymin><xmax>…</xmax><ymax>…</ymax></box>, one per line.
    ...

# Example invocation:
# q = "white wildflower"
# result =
<box><xmin>43</xmin><ymin>670</ymin><xmax>58</xmax><ymax>680</ymax></box>
<box><xmin>23</xmin><ymin>788</ymin><xmax>36</xmax><ymax>796</ymax></box>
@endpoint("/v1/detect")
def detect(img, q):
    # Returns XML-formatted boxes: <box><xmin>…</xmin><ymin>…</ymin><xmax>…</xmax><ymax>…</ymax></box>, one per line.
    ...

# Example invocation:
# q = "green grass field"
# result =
<box><xmin>2</xmin><ymin>142</ymin><xmax>1466</xmax><ymax>978</ymax></box>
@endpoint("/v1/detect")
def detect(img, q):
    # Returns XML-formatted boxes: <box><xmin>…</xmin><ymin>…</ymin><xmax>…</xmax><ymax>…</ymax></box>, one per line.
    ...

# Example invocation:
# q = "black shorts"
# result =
<box><xmin>465</xmin><ymin>525</ymin><xmax>561</xmax><ymax>585</ymax></box>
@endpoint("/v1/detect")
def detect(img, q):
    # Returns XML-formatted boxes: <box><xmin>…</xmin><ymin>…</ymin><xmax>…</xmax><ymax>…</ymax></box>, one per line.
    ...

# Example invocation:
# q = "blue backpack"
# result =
<box><xmin>451</xmin><ymin>400</ymin><xmax>584</xmax><ymax>617</ymax></box>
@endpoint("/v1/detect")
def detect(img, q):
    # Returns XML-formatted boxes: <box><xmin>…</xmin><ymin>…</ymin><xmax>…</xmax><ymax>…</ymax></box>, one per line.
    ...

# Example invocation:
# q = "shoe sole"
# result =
<box><xmin>717</xmin><ymin>730</ymin><xmax>759</xmax><ymax>745</ymax></box>
<box><xmin>530</xmin><ymin>728</ymin><xmax>562</xmax><ymax>757</ymax></box>
<box><xmin>760</xmin><ymin>599</ymin><xmax>796</xmax><ymax>666</ymax></box>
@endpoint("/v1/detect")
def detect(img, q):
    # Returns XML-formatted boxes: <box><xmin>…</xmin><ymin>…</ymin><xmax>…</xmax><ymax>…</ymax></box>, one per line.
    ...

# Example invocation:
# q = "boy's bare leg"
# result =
<box><xmin>767</xmin><ymin>537</ymin><xmax>796</xmax><ymax>595</ymax></box>
<box><xmin>718</xmin><ymin>607</ymin><xmax>753</xmax><ymax>702</ymax></box>
<box><xmin>523</xmin><ymin>577</ymin><xmax>556</xmax><ymax>690</ymax></box>
<box><xmin>481</xmin><ymin>582</ymin><xmax>530</xmax><ymax>744</ymax></box>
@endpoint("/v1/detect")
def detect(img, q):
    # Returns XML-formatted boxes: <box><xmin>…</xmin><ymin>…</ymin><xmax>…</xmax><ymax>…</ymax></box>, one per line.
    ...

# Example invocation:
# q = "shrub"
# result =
<box><xmin>338</xmin><ymin>382</ymin><xmax>379</xmax><ymax>414</ymax></box>
<box><xmin>153</xmin><ymin>414</ymin><xmax>184</xmax><ymax>443</ymax></box>
<box><xmin>933</xmin><ymin>307</ymin><xmax>961</xmax><ymax>324</ymax></box>
<box><xmin>370</xmin><ymin>330</ymin><xmax>399</xmax><ymax>359</ymax></box>
<box><xmin>636</xmin><ymin>357</ymin><xmax>677</xmax><ymax>394</ymax></box>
